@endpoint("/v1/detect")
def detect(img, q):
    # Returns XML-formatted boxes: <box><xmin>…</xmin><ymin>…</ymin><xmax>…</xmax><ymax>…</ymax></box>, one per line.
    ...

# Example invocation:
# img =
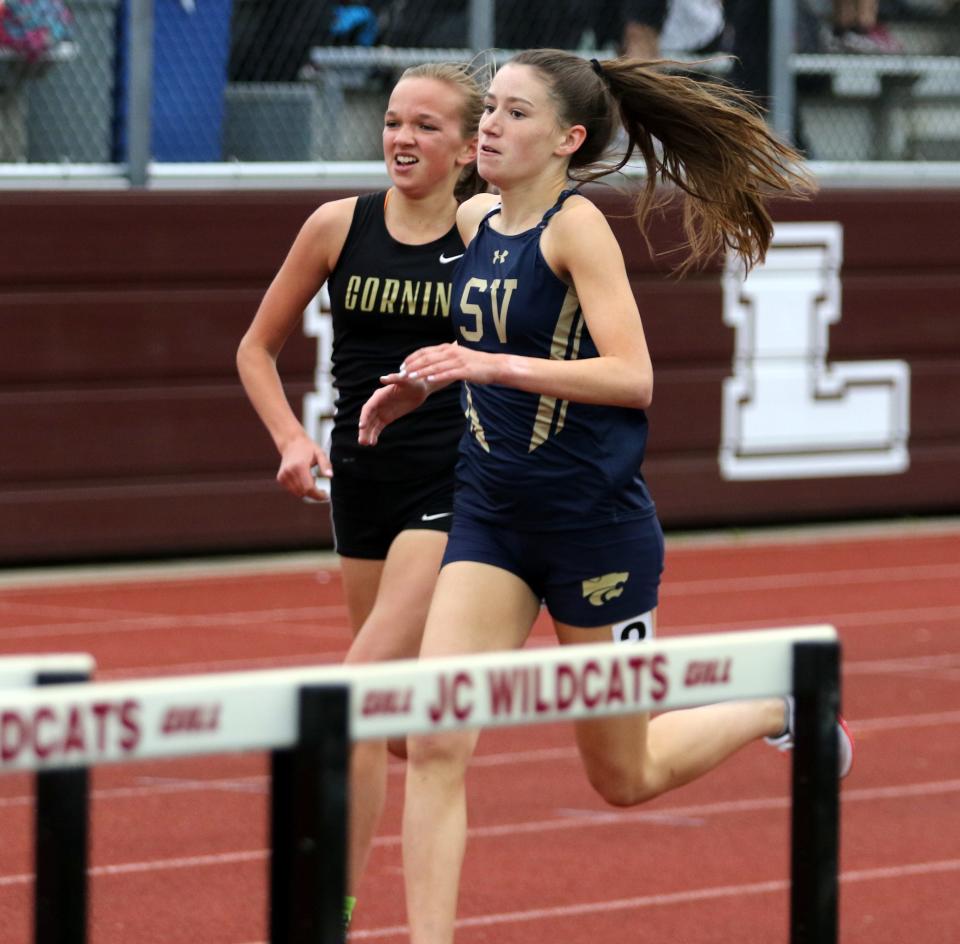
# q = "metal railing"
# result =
<box><xmin>2</xmin><ymin>0</ymin><xmax>960</xmax><ymax>187</ymax></box>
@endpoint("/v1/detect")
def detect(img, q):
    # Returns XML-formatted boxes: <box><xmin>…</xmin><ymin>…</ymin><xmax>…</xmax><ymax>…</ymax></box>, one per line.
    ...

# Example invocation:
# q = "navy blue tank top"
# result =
<box><xmin>451</xmin><ymin>190</ymin><xmax>655</xmax><ymax>530</ymax></box>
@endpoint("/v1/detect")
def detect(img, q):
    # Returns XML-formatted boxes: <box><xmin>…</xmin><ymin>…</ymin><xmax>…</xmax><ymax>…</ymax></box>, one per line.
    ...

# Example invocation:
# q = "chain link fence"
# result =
<box><xmin>1</xmin><ymin>0</ymin><xmax>960</xmax><ymax>173</ymax></box>
<box><xmin>788</xmin><ymin>0</ymin><xmax>960</xmax><ymax>160</ymax></box>
<box><xmin>223</xmin><ymin>0</ymin><xmax>627</xmax><ymax>162</ymax></box>
<box><xmin>0</xmin><ymin>0</ymin><xmax>118</xmax><ymax>163</ymax></box>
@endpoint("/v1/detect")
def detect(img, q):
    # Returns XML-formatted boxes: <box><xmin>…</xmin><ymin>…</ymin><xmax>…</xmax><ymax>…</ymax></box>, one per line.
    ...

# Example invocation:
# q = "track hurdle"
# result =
<box><xmin>0</xmin><ymin>654</ymin><xmax>96</xmax><ymax>944</ymax></box>
<box><xmin>0</xmin><ymin>626</ymin><xmax>841</xmax><ymax>944</ymax></box>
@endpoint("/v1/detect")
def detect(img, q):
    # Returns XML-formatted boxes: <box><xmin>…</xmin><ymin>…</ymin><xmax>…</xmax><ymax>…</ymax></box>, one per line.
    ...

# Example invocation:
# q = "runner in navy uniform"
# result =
<box><xmin>442</xmin><ymin>188</ymin><xmax>663</xmax><ymax>627</ymax></box>
<box><xmin>237</xmin><ymin>62</ymin><xmax>484</xmax><ymax>928</ymax></box>
<box><xmin>360</xmin><ymin>50</ymin><xmax>853</xmax><ymax>943</ymax></box>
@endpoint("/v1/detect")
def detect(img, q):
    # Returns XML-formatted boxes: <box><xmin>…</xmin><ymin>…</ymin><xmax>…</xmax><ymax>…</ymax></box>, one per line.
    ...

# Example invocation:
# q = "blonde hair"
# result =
<box><xmin>509</xmin><ymin>49</ymin><xmax>814</xmax><ymax>272</ymax></box>
<box><xmin>398</xmin><ymin>61</ymin><xmax>486</xmax><ymax>202</ymax></box>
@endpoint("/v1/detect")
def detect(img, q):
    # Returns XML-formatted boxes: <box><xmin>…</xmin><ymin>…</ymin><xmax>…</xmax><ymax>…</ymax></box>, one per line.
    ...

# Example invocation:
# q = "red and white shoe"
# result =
<box><xmin>765</xmin><ymin>696</ymin><xmax>855</xmax><ymax>779</ymax></box>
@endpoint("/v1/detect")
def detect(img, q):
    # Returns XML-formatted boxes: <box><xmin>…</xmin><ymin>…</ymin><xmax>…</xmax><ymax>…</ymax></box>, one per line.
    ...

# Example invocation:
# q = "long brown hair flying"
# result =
<box><xmin>509</xmin><ymin>49</ymin><xmax>814</xmax><ymax>272</ymax></box>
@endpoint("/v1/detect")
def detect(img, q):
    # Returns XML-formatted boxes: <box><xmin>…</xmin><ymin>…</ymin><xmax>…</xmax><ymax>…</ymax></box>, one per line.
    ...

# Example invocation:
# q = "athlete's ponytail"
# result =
<box><xmin>509</xmin><ymin>49</ymin><xmax>813</xmax><ymax>272</ymax></box>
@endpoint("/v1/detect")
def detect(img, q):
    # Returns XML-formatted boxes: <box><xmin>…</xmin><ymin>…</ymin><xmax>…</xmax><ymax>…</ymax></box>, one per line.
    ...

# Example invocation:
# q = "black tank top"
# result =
<box><xmin>325</xmin><ymin>191</ymin><xmax>465</xmax><ymax>480</ymax></box>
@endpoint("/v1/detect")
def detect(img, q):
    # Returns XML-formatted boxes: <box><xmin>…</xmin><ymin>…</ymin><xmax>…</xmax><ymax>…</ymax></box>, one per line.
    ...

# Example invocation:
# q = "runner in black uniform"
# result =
<box><xmin>359</xmin><ymin>50</ymin><xmax>852</xmax><ymax>943</ymax></box>
<box><xmin>326</xmin><ymin>188</ymin><xmax>464</xmax><ymax>558</ymax></box>
<box><xmin>237</xmin><ymin>62</ymin><xmax>484</xmax><ymax>928</ymax></box>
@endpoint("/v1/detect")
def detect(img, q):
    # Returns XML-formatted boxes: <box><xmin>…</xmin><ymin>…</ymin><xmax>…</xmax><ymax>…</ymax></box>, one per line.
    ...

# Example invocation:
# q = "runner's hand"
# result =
<box><xmin>359</xmin><ymin>378</ymin><xmax>429</xmax><ymax>446</ymax></box>
<box><xmin>277</xmin><ymin>435</ymin><xmax>332</xmax><ymax>502</ymax></box>
<box><xmin>381</xmin><ymin>342</ymin><xmax>499</xmax><ymax>387</ymax></box>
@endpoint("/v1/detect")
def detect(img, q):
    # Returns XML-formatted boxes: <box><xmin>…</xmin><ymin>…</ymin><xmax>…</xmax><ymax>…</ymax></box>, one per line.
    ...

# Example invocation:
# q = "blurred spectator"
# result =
<box><xmin>724</xmin><ymin>0</ymin><xmax>828</xmax><ymax>107</ymax></box>
<box><xmin>581</xmin><ymin>0</ymin><xmax>625</xmax><ymax>49</ymax></box>
<box><xmin>727</xmin><ymin>0</ymin><xmax>769</xmax><ymax>103</ymax></box>
<box><xmin>822</xmin><ymin>0</ymin><xmax>903</xmax><ymax>51</ymax></box>
<box><xmin>622</xmin><ymin>0</ymin><xmax>725</xmax><ymax>58</ymax></box>
<box><xmin>496</xmin><ymin>1</ymin><xmax>589</xmax><ymax>49</ymax></box>
<box><xmin>230</xmin><ymin>1</ymin><xmax>372</xmax><ymax>81</ymax></box>
<box><xmin>378</xmin><ymin>0</ymin><xmax>465</xmax><ymax>46</ymax></box>
<box><xmin>380</xmin><ymin>0</ymin><xmax>588</xmax><ymax>49</ymax></box>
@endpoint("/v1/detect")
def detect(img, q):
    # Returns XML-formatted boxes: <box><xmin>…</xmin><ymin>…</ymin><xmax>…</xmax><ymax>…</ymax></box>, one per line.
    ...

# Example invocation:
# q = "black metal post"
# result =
<box><xmin>270</xmin><ymin>685</ymin><xmax>349</xmax><ymax>944</ymax></box>
<box><xmin>34</xmin><ymin>670</ymin><xmax>90</xmax><ymax>944</ymax></box>
<box><xmin>790</xmin><ymin>641</ymin><xmax>841</xmax><ymax>944</ymax></box>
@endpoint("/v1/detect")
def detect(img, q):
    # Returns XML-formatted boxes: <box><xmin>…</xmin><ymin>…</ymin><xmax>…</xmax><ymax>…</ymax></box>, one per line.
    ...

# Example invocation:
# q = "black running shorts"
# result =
<box><xmin>330</xmin><ymin>470</ymin><xmax>455</xmax><ymax>559</ymax></box>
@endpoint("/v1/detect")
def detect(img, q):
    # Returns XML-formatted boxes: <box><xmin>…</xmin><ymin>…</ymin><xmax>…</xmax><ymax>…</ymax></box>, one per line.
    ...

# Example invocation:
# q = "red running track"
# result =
<box><xmin>0</xmin><ymin>520</ymin><xmax>958</xmax><ymax>944</ymax></box>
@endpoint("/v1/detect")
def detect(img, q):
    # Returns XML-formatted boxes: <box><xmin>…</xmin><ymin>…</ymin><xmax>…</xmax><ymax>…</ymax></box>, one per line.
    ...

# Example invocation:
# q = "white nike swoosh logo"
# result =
<box><xmin>439</xmin><ymin>253</ymin><xmax>464</xmax><ymax>264</ymax></box>
<box><xmin>420</xmin><ymin>512</ymin><xmax>453</xmax><ymax>521</ymax></box>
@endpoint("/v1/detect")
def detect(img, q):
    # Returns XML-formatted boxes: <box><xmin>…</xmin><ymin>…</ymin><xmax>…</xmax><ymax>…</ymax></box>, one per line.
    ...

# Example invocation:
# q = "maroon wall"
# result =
<box><xmin>1</xmin><ymin>187</ymin><xmax>958</xmax><ymax>564</ymax></box>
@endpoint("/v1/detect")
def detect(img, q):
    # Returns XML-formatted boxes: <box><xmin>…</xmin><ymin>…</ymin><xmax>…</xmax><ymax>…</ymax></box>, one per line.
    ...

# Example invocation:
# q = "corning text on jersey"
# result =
<box><xmin>344</xmin><ymin>275</ymin><xmax>452</xmax><ymax>318</ymax></box>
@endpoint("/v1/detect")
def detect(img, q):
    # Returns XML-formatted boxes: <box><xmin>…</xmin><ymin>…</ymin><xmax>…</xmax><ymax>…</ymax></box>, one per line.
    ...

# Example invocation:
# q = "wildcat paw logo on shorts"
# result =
<box><xmin>582</xmin><ymin>572</ymin><xmax>630</xmax><ymax>606</ymax></box>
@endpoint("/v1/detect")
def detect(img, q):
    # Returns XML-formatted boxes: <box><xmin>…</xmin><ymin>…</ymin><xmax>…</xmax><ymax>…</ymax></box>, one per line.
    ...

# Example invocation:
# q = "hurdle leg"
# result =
<box><xmin>35</xmin><ymin>670</ymin><xmax>90</xmax><ymax>944</ymax></box>
<box><xmin>789</xmin><ymin>640</ymin><xmax>841</xmax><ymax>944</ymax></box>
<box><xmin>270</xmin><ymin>684</ymin><xmax>349</xmax><ymax>944</ymax></box>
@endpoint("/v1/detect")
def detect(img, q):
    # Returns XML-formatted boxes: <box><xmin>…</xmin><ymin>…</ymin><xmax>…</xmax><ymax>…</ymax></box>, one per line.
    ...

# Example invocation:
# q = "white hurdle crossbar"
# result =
<box><xmin>0</xmin><ymin>654</ymin><xmax>95</xmax><ymax>690</ymax></box>
<box><xmin>0</xmin><ymin>627</ymin><xmax>841</xmax><ymax>944</ymax></box>
<box><xmin>0</xmin><ymin>653</ymin><xmax>96</xmax><ymax>944</ymax></box>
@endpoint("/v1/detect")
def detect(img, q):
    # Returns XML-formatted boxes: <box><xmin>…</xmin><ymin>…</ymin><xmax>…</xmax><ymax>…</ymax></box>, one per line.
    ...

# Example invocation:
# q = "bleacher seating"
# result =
<box><xmin>792</xmin><ymin>7</ymin><xmax>960</xmax><ymax>160</ymax></box>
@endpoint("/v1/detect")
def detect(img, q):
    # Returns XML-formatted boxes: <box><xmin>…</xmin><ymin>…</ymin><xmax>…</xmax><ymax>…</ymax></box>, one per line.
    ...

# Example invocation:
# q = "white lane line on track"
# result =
<box><xmin>347</xmin><ymin>858</ymin><xmax>960</xmax><ymax>939</ymax></box>
<box><xmin>0</xmin><ymin>600</ymin><xmax>167</xmax><ymax>621</ymax></box>
<box><xmin>371</xmin><ymin>776</ymin><xmax>960</xmax><ymax>848</ymax></box>
<box><xmin>96</xmin><ymin>652</ymin><xmax>350</xmax><ymax>679</ymax></box>
<box><xmin>450</xmin><ymin>709</ymin><xmax>960</xmax><ymax>759</ymax></box>
<box><xmin>0</xmin><ymin>710</ymin><xmax>957</xmax><ymax>811</ymax></box>
<box><xmin>828</xmin><ymin>604</ymin><xmax>960</xmax><ymax>628</ymax></box>
<box><xmin>663</xmin><ymin>561</ymin><xmax>960</xmax><ymax>596</ymax></box>
<box><xmin>0</xmin><ymin>776</ymin><xmax>270</xmax><ymax>809</ymax></box>
<box><xmin>0</xmin><ymin>605</ymin><xmax>349</xmax><ymax>640</ymax></box>
<box><xmin>4</xmin><ymin>560</ymin><xmax>955</xmax><ymax>616</ymax></box>
<box><xmin>0</xmin><ymin>606</ymin><xmax>954</xmax><ymax>661</ymax></box>
<box><xmin>132</xmin><ymin>775</ymin><xmax>267</xmax><ymax>794</ymax></box>
<box><xmin>0</xmin><ymin>850</ymin><xmax>267</xmax><ymax>887</ymax></box>
<box><xmin>669</xmin><ymin>605</ymin><xmax>960</xmax><ymax>637</ymax></box>
<box><xmin>9</xmin><ymin>599</ymin><xmax>955</xmax><ymax>652</ymax></box>
<box><xmin>2</xmin><ymin>516</ymin><xmax>958</xmax><ymax>594</ymax></box>
<box><xmin>90</xmin><ymin>647</ymin><xmax>960</xmax><ymax>685</ymax></box>
<box><xmin>2</xmin><ymin>604</ymin><xmax>955</xmax><ymax>678</ymax></box>
<box><xmin>851</xmin><ymin>709</ymin><xmax>960</xmax><ymax>732</ymax></box>
<box><xmin>0</xmin><ymin>553</ymin><xmax>340</xmax><ymax>590</ymax></box>
<box><xmin>846</xmin><ymin>653</ymin><xmax>960</xmax><ymax>675</ymax></box>
<box><xmin>223</xmin><ymin>857</ymin><xmax>960</xmax><ymax>943</ymax></box>
<box><xmin>2</xmin><ymin>778</ymin><xmax>959</xmax><ymax>887</ymax></box>
<box><xmin>2</xmin><ymin>556</ymin><xmax>959</xmax><ymax>643</ymax></box>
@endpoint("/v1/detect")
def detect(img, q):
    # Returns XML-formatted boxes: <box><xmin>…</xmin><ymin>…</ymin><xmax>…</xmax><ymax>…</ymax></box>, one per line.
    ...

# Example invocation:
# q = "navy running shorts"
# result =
<box><xmin>330</xmin><ymin>470</ymin><xmax>455</xmax><ymax>560</ymax></box>
<box><xmin>441</xmin><ymin>512</ymin><xmax>664</xmax><ymax>628</ymax></box>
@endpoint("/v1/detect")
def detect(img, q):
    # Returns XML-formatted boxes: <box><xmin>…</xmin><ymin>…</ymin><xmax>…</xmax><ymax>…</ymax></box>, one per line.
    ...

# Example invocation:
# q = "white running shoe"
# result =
<box><xmin>765</xmin><ymin>696</ymin><xmax>855</xmax><ymax>779</ymax></box>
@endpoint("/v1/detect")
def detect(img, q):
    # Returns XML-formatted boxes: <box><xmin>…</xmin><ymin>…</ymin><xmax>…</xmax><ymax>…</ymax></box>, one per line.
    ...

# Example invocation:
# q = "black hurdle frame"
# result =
<box><xmin>25</xmin><ymin>646</ymin><xmax>836</xmax><ymax>944</ymax></box>
<box><xmin>30</xmin><ymin>679</ymin><xmax>349</xmax><ymax>944</ymax></box>
<box><xmin>789</xmin><ymin>640</ymin><xmax>841</xmax><ymax>944</ymax></box>
<box><xmin>270</xmin><ymin>684</ymin><xmax>350</xmax><ymax>944</ymax></box>
<box><xmin>266</xmin><ymin>645</ymin><xmax>841</xmax><ymax>944</ymax></box>
<box><xmin>35</xmin><ymin>668</ymin><xmax>91</xmax><ymax>944</ymax></box>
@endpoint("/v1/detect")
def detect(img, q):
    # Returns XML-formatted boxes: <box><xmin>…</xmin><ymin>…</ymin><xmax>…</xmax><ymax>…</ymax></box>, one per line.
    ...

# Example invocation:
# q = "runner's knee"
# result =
<box><xmin>406</xmin><ymin>730</ymin><xmax>475</xmax><ymax>773</ymax></box>
<box><xmin>582</xmin><ymin>755</ymin><xmax>661</xmax><ymax>807</ymax></box>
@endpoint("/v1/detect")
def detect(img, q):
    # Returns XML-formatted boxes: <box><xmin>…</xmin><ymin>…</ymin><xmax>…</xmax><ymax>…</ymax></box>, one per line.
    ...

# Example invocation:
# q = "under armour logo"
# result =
<box><xmin>492</xmin><ymin>249</ymin><xmax>509</xmax><ymax>264</ymax></box>
<box><xmin>582</xmin><ymin>572</ymin><xmax>629</xmax><ymax>606</ymax></box>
